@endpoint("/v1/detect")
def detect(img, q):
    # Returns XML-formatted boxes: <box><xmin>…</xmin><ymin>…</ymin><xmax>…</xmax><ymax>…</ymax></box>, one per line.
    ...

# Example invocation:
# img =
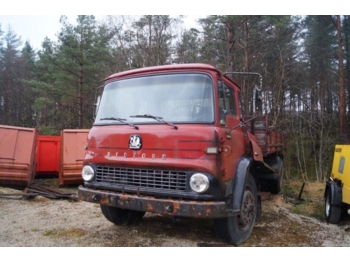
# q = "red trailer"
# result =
<box><xmin>0</xmin><ymin>125</ymin><xmax>38</xmax><ymax>188</ymax></box>
<box><xmin>35</xmin><ymin>135</ymin><xmax>61</xmax><ymax>177</ymax></box>
<box><xmin>58</xmin><ymin>129</ymin><xmax>89</xmax><ymax>187</ymax></box>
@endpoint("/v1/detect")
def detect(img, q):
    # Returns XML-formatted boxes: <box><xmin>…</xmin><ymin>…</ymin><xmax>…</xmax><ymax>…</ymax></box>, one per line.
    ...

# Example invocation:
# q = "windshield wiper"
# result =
<box><xmin>130</xmin><ymin>114</ymin><xmax>178</xmax><ymax>130</ymax></box>
<box><xmin>100</xmin><ymin>117</ymin><xmax>139</xmax><ymax>129</ymax></box>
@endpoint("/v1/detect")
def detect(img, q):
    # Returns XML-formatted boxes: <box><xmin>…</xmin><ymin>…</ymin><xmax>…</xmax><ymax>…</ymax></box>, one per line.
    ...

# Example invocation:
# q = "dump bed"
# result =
<box><xmin>244</xmin><ymin>115</ymin><xmax>285</xmax><ymax>157</ymax></box>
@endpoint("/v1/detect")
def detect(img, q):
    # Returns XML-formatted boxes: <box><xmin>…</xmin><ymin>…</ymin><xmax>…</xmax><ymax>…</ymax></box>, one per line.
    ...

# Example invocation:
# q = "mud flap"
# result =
<box><xmin>257</xmin><ymin>195</ymin><xmax>261</xmax><ymax>219</ymax></box>
<box><xmin>247</xmin><ymin>131</ymin><xmax>275</xmax><ymax>174</ymax></box>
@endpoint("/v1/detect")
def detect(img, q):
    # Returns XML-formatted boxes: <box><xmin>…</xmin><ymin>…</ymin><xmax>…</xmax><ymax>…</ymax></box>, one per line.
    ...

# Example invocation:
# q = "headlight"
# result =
<box><xmin>82</xmin><ymin>165</ymin><xmax>95</xmax><ymax>182</ymax></box>
<box><xmin>190</xmin><ymin>173</ymin><xmax>209</xmax><ymax>193</ymax></box>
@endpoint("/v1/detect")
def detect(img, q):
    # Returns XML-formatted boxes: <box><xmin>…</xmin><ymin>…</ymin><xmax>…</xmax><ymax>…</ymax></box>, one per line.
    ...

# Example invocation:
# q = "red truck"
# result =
<box><xmin>78</xmin><ymin>63</ymin><xmax>285</xmax><ymax>246</ymax></box>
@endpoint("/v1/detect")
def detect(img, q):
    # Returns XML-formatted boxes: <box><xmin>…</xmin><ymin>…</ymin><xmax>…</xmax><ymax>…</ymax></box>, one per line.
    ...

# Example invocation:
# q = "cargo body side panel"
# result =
<box><xmin>0</xmin><ymin>125</ymin><xmax>38</xmax><ymax>188</ymax></box>
<box><xmin>244</xmin><ymin>115</ymin><xmax>285</xmax><ymax>157</ymax></box>
<box><xmin>35</xmin><ymin>135</ymin><xmax>61</xmax><ymax>177</ymax></box>
<box><xmin>59</xmin><ymin>129</ymin><xmax>89</xmax><ymax>186</ymax></box>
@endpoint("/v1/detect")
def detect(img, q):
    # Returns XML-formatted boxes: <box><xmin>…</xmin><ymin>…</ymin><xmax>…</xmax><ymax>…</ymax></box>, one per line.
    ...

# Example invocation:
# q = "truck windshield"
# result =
<box><xmin>95</xmin><ymin>73</ymin><xmax>214</xmax><ymax>125</ymax></box>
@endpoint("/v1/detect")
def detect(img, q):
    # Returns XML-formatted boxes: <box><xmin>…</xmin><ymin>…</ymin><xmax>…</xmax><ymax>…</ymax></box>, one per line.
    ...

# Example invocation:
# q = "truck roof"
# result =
<box><xmin>104</xmin><ymin>63</ymin><xmax>240</xmax><ymax>88</ymax></box>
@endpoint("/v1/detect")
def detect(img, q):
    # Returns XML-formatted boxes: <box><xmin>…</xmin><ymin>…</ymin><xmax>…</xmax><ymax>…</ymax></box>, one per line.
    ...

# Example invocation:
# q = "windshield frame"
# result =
<box><xmin>94</xmin><ymin>72</ymin><xmax>215</xmax><ymax>126</ymax></box>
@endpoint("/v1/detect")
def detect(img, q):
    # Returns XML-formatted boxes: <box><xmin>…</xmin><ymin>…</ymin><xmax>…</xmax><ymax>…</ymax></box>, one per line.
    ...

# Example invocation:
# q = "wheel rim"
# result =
<box><xmin>238</xmin><ymin>188</ymin><xmax>255</xmax><ymax>231</ymax></box>
<box><xmin>325</xmin><ymin>194</ymin><xmax>330</xmax><ymax>217</ymax></box>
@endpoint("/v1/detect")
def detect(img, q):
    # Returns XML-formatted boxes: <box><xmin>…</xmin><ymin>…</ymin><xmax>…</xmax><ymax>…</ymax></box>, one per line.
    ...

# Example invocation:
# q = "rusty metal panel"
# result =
<box><xmin>59</xmin><ymin>129</ymin><xmax>89</xmax><ymax>187</ymax></box>
<box><xmin>35</xmin><ymin>136</ymin><xmax>61</xmax><ymax>176</ymax></box>
<box><xmin>78</xmin><ymin>185</ymin><xmax>232</xmax><ymax>218</ymax></box>
<box><xmin>0</xmin><ymin>125</ymin><xmax>38</xmax><ymax>188</ymax></box>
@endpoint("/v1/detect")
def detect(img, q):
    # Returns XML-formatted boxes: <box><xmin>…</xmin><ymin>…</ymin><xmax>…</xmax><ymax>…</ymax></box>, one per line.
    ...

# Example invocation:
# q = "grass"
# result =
<box><xmin>43</xmin><ymin>228</ymin><xmax>86</xmax><ymax>238</ymax></box>
<box><xmin>281</xmin><ymin>180</ymin><xmax>326</xmax><ymax>220</ymax></box>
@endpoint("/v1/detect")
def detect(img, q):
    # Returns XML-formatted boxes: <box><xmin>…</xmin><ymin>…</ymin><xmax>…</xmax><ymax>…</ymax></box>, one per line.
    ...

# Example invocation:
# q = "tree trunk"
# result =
<box><xmin>336</xmin><ymin>15</ymin><xmax>346</xmax><ymax>142</ymax></box>
<box><xmin>78</xmin><ymin>62</ymin><xmax>83</xmax><ymax>129</ymax></box>
<box><xmin>345</xmin><ymin>16</ymin><xmax>350</xmax><ymax>135</ymax></box>
<box><xmin>226</xmin><ymin>21</ymin><xmax>234</xmax><ymax>74</ymax></box>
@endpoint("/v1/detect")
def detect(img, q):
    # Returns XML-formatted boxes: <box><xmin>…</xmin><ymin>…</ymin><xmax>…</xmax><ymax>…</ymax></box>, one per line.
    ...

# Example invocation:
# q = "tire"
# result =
<box><xmin>325</xmin><ymin>189</ymin><xmax>342</xmax><ymax>224</ymax></box>
<box><xmin>269</xmin><ymin>157</ymin><xmax>283</xmax><ymax>194</ymax></box>
<box><xmin>100</xmin><ymin>205</ymin><xmax>145</xmax><ymax>225</ymax></box>
<box><xmin>258</xmin><ymin>157</ymin><xmax>283</xmax><ymax>194</ymax></box>
<box><xmin>214</xmin><ymin>174</ymin><xmax>258</xmax><ymax>246</ymax></box>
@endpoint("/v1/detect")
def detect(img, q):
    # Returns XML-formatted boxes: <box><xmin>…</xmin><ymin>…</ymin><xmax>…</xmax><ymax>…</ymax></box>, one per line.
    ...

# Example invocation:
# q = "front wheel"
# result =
<box><xmin>214</xmin><ymin>174</ymin><xmax>258</xmax><ymax>246</ymax></box>
<box><xmin>325</xmin><ymin>189</ymin><xmax>342</xmax><ymax>224</ymax></box>
<box><xmin>100</xmin><ymin>205</ymin><xmax>145</xmax><ymax>225</ymax></box>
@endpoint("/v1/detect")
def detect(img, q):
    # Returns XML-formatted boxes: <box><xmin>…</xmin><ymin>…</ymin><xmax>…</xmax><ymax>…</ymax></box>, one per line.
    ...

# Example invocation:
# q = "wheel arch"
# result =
<box><xmin>229</xmin><ymin>155</ymin><xmax>258</xmax><ymax>211</ymax></box>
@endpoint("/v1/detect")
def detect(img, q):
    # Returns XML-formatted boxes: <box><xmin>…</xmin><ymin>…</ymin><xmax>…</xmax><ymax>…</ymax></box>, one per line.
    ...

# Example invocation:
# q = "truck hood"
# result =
<box><xmin>84</xmin><ymin>124</ymin><xmax>221</xmax><ymax>174</ymax></box>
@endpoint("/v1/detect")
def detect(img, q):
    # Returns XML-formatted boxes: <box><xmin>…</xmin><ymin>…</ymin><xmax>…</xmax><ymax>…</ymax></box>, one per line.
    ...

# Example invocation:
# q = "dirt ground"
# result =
<box><xmin>0</xmin><ymin>179</ymin><xmax>350</xmax><ymax>247</ymax></box>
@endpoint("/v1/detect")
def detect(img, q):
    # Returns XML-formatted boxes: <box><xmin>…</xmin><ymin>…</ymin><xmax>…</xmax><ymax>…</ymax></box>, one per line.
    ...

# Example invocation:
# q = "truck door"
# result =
<box><xmin>218</xmin><ymin>81</ymin><xmax>246</xmax><ymax>181</ymax></box>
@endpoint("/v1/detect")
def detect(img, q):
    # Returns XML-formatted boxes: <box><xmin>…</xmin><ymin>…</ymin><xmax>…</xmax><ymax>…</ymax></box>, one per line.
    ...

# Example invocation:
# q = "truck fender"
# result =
<box><xmin>325</xmin><ymin>180</ymin><xmax>342</xmax><ymax>207</ymax></box>
<box><xmin>226</xmin><ymin>156</ymin><xmax>254</xmax><ymax>211</ymax></box>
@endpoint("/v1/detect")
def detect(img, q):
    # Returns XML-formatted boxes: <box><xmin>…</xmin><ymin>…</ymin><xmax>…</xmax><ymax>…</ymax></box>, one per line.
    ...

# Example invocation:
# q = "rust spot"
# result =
<box><xmin>221</xmin><ymin>167</ymin><xmax>226</xmax><ymax>176</ymax></box>
<box><xmin>119</xmin><ymin>195</ymin><xmax>129</xmax><ymax>200</ymax></box>
<box><xmin>205</xmin><ymin>208</ymin><xmax>212</xmax><ymax>216</ymax></box>
<box><xmin>147</xmin><ymin>204</ymin><xmax>154</xmax><ymax>211</ymax></box>
<box><xmin>173</xmin><ymin>202</ymin><xmax>180</xmax><ymax>212</ymax></box>
<box><xmin>100</xmin><ymin>199</ymin><xmax>108</xmax><ymax>205</ymax></box>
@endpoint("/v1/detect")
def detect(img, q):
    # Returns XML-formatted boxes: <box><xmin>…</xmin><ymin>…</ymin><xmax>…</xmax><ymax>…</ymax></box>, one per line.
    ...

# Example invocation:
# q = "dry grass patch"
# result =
<box><xmin>43</xmin><ymin>228</ymin><xmax>86</xmax><ymax>239</ymax></box>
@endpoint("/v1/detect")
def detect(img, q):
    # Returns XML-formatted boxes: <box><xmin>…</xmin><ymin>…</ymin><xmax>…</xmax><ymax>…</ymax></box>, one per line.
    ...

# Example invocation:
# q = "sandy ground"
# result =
<box><xmin>1</xmin><ymin>182</ymin><xmax>350</xmax><ymax>248</ymax></box>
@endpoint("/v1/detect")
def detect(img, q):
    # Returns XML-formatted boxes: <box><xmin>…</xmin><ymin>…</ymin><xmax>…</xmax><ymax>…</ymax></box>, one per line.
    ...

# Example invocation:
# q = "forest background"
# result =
<box><xmin>0</xmin><ymin>15</ymin><xmax>349</xmax><ymax>183</ymax></box>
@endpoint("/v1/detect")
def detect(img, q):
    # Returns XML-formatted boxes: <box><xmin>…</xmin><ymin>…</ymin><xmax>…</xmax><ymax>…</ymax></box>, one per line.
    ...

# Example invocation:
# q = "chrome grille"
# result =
<box><xmin>95</xmin><ymin>166</ymin><xmax>187</xmax><ymax>191</ymax></box>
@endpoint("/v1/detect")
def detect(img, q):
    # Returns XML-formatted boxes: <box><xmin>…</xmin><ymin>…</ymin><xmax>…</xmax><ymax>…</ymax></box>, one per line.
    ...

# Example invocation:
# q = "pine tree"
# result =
<box><xmin>27</xmin><ymin>15</ymin><xmax>114</xmax><ymax>132</ymax></box>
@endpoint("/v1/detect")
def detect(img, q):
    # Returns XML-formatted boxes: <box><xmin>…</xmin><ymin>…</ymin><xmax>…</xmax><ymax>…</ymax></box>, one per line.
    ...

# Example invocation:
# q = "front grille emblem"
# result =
<box><xmin>129</xmin><ymin>134</ymin><xmax>142</xmax><ymax>150</ymax></box>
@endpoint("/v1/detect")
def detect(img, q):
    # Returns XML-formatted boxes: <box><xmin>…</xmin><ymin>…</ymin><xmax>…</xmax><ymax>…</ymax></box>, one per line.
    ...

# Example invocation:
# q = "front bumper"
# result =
<box><xmin>78</xmin><ymin>185</ymin><xmax>239</xmax><ymax>218</ymax></box>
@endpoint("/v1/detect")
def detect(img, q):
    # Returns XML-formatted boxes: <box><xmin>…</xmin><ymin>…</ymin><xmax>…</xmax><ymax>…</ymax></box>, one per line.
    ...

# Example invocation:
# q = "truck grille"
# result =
<box><xmin>95</xmin><ymin>166</ymin><xmax>187</xmax><ymax>191</ymax></box>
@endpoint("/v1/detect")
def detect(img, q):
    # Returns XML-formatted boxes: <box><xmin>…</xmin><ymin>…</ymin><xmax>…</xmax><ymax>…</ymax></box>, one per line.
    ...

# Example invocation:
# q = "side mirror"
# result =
<box><xmin>255</xmin><ymin>88</ymin><xmax>262</xmax><ymax>114</ymax></box>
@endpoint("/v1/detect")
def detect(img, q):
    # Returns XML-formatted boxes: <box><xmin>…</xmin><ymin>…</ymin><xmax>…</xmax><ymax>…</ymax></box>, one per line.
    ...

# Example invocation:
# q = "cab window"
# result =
<box><xmin>218</xmin><ymin>81</ymin><xmax>237</xmax><ymax>118</ymax></box>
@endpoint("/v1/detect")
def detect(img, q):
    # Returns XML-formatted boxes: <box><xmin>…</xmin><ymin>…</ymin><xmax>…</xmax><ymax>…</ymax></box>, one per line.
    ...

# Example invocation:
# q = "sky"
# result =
<box><xmin>0</xmin><ymin>0</ymin><xmax>209</xmax><ymax>51</ymax></box>
<box><xmin>0</xmin><ymin>0</ymin><xmax>341</xmax><ymax>51</ymax></box>
<box><xmin>0</xmin><ymin>15</ymin><xmax>203</xmax><ymax>51</ymax></box>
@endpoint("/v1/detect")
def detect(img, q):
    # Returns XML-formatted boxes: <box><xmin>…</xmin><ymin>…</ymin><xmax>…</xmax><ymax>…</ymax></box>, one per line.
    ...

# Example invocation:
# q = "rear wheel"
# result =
<box><xmin>325</xmin><ymin>189</ymin><xmax>342</xmax><ymax>224</ymax></box>
<box><xmin>270</xmin><ymin>168</ymin><xmax>283</xmax><ymax>194</ymax></box>
<box><xmin>214</xmin><ymin>174</ymin><xmax>258</xmax><ymax>246</ymax></box>
<box><xmin>269</xmin><ymin>157</ymin><xmax>283</xmax><ymax>194</ymax></box>
<box><xmin>100</xmin><ymin>205</ymin><xmax>145</xmax><ymax>225</ymax></box>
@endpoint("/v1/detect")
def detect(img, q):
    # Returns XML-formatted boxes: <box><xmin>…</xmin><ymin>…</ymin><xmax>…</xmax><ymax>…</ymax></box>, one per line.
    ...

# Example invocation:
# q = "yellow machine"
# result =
<box><xmin>325</xmin><ymin>145</ymin><xmax>350</xmax><ymax>224</ymax></box>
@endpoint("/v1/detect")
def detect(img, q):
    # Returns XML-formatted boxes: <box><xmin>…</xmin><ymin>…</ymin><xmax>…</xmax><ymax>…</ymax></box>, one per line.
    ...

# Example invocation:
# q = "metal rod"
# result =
<box><xmin>224</xmin><ymin>72</ymin><xmax>263</xmax><ymax>90</ymax></box>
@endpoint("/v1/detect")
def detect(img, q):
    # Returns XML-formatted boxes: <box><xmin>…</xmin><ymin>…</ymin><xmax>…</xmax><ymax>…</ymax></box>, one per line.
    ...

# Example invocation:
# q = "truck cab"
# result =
<box><xmin>78</xmin><ymin>63</ymin><xmax>284</xmax><ymax>246</ymax></box>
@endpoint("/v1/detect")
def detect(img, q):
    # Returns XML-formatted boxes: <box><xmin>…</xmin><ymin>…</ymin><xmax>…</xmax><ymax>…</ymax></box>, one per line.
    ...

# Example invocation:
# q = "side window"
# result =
<box><xmin>218</xmin><ymin>81</ymin><xmax>236</xmax><ymax>117</ymax></box>
<box><xmin>339</xmin><ymin>156</ymin><xmax>345</xmax><ymax>174</ymax></box>
<box><xmin>224</xmin><ymin>84</ymin><xmax>236</xmax><ymax>116</ymax></box>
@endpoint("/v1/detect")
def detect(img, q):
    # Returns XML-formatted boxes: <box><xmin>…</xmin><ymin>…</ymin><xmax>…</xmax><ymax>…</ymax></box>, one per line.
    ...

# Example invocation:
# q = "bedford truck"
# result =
<box><xmin>78</xmin><ymin>63</ymin><xmax>285</xmax><ymax>246</ymax></box>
